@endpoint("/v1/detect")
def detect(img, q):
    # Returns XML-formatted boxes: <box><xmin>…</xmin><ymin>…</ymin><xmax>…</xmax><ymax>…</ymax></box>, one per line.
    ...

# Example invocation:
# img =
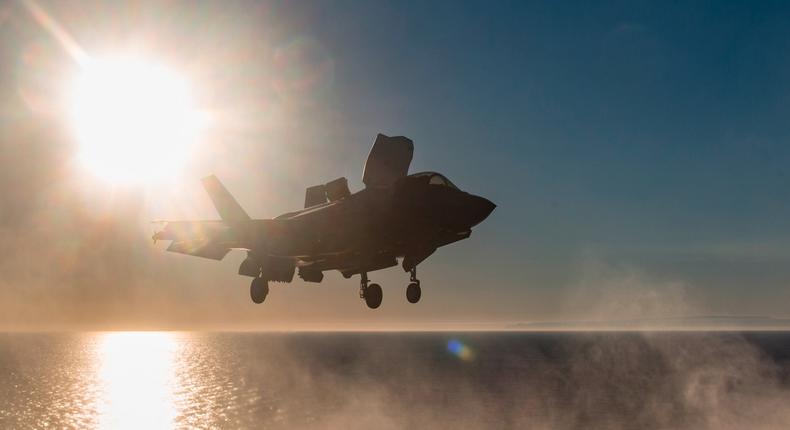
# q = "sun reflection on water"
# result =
<box><xmin>95</xmin><ymin>332</ymin><xmax>180</xmax><ymax>430</ymax></box>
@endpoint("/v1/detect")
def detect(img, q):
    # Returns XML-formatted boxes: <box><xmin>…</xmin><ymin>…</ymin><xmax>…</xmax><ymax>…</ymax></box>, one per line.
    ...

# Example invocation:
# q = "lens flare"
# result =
<box><xmin>447</xmin><ymin>339</ymin><xmax>475</xmax><ymax>361</ymax></box>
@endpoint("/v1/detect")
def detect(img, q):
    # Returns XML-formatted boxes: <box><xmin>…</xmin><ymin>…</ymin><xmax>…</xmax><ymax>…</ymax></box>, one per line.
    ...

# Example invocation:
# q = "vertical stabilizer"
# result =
<box><xmin>201</xmin><ymin>175</ymin><xmax>251</xmax><ymax>223</ymax></box>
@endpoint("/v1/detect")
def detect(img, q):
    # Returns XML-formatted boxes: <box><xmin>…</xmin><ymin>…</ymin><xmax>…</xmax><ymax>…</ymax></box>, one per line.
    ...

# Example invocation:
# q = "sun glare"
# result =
<box><xmin>96</xmin><ymin>332</ymin><xmax>179</xmax><ymax>429</ymax></box>
<box><xmin>68</xmin><ymin>57</ymin><xmax>203</xmax><ymax>184</ymax></box>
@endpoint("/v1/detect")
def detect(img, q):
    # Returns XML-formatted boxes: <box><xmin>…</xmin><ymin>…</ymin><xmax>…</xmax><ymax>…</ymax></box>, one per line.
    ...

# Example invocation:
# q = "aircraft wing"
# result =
<box><xmin>153</xmin><ymin>220</ymin><xmax>238</xmax><ymax>260</ymax></box>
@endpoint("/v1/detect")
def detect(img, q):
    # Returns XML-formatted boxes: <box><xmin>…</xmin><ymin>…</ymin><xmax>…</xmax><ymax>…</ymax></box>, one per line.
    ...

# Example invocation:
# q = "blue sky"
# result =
<box><xmin>295</xmin><ymin>0</ymin><xmax>790</xmax><ymax>316</ymax></box>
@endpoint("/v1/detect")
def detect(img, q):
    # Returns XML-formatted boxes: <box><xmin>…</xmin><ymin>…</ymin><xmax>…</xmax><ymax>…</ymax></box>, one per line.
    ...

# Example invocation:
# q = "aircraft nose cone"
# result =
<box><xmin>468</xmin><ymin>195</ymin><xmax>496</xmax><ymax>226</ymax></box>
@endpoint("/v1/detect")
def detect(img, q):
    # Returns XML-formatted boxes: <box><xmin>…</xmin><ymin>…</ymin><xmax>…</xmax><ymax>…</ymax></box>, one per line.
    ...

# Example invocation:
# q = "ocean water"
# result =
<box><xmin>1</xmin><ymin>332</ymin><xmax>790</xmax><ymax>429</ymax></box>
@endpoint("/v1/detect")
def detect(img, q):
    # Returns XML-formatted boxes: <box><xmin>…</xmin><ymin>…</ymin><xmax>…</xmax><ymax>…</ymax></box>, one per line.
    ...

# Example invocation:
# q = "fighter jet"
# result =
<box><xmin>153</xmin><ymin>134</ymin><xmax>495</xmax><ymax>309</ymax></box>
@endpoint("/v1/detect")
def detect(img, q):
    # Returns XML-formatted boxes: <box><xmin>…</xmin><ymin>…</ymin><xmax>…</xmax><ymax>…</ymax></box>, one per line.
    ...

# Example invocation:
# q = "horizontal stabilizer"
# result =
<box><xmin>153</xmin><ymin>220</ymin><xmax>236</xmax><ymax>260</ymax></box>
<box><xmin>167</xmin><ymin>240</ymin><xmax>231</xmax><ymax>260</ymax></box>
<box><xmin>152</xmin><ymin>220</ymin><xmax>228</xmax><ymax>242</ymax></box>
<box><xmin>202</xmin><ymin>175</ymin><xmax>250</xmax><ymax>223</ymax></box>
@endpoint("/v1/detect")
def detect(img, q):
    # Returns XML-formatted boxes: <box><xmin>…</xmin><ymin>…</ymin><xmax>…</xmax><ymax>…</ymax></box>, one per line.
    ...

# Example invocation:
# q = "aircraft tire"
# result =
<box><xmin>364</xmin><ymin>284</ymin><xmax>383</xmax><ymax>309</ymax></box>
<box><xmin>406</xmin><ymin>282</ymin><xmax>421</xmax><ymax>303</ymax></box>
<box><xmin>250</xmin><ymin>278</ymin><xmax>269</xmax><ymax>304</ymax></box>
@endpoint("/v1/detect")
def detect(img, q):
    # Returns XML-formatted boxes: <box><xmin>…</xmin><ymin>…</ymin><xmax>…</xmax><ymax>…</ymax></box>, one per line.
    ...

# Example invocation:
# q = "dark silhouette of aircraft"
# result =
<box><xmin>153</xmin><ymin>134</ymin><xmax>495</xmax><ymax>309</ymax></box>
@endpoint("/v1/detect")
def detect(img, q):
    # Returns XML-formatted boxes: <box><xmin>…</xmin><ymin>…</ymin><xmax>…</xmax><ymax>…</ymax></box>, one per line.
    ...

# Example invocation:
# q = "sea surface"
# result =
<box><xmin>2</xmin><ymin>332</ymin><xmax>790</xmax><ymax>429</ymax></box>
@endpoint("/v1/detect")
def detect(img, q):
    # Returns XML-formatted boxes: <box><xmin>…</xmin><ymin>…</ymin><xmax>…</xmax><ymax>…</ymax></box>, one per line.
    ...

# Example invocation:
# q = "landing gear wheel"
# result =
<box><xmin>364</xmin><ymin>283</ymin><xmax>383</xmax><ymax>309</ymax></box>
<box><xmin>406</xmin><ymin>266</ymin><xmax>421</xmax><ymax>304</ymax></box>
<box><xmin>250</xmin><ymin>278</ymin><xmax>269</xmax><ymax>304</ymax></box>
<box><xmin>406</xmin><ymin>282</ymin><xmax>421</xmax><ymax>303</ymax></box>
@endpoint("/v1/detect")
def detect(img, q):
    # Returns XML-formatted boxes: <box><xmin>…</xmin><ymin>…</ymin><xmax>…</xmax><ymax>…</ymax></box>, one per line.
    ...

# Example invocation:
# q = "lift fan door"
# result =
<box><xmin>362</xmin><ymin>134</ymin><xmax>413</xmax><ymax>188</ymax></box>
<box><xmin>304</xmin><ymin>185</ymin><xmax>327</xmax><ymax>208</ymax></box>
<box><xmin>303</xmin><ymin>177</ymin><xmax>351</xmax><ymax>208</ymax></box>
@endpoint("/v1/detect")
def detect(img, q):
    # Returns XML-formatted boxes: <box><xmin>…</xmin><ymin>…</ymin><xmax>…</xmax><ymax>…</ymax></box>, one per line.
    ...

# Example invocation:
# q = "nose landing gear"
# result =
<box><xmin>406</xmin><ymin>267</ymin><xmax>421</xmax><ymax>304</ymax></box>
<box><xmin>360</xmin><ymin>272</ymin><xmax>383</xmax><ymax>309</ymax></box>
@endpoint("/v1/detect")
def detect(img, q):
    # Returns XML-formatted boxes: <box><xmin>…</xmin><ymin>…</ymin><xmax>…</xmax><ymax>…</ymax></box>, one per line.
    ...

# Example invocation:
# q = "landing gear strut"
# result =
<box><xmin>406</xmin><ymin>267</ymin><xmax>421</xmax><ymax>304</ymax></box>
<box><xmin>360</xmin><ymin>272</ymin><xmax>382</xmax><ymax>309</ymax></box>
<box><xmin>250</xmin><ymin>277</ymin><xmax>269</xmax><ymax>304</ymax></box>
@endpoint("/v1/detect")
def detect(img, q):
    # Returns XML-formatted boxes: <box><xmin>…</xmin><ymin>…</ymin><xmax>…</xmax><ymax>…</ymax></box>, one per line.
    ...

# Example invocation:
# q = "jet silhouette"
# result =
<box><xmin>153</xmin><ymin>134</ymin><xmax>495</xmax><ymax>309</ymax></box>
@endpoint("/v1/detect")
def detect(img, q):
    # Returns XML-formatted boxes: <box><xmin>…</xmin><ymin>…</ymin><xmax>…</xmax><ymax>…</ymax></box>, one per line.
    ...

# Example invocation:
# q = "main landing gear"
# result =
<box><xmin>359</xmin><ymin>272</ymin><xmax>382</xmax><ymax>309</ymax></box>
<box><xmin>250</xmin><ymin>277</ymin><xmax>269</xmax><ymax>304</ymax></box>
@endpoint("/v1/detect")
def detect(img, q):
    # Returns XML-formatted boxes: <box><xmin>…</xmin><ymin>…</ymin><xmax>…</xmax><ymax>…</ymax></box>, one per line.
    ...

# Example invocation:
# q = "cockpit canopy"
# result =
<box><xmin>407</xmin><ymin>171</ymin><xmax>459</xmax><ymax>189</ymax></box>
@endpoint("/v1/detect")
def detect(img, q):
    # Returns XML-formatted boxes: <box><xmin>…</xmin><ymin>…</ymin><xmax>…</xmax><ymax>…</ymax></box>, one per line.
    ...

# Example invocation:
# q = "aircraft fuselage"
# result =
<box><xmin>239</xmin><ymin>173</ymin><xmax>495</xmax><ymax>280</ymax></box>
<box><xmin>153</xmin><ymin>134</ymin><xmax>495</xmax><ymax>308</ymax></box>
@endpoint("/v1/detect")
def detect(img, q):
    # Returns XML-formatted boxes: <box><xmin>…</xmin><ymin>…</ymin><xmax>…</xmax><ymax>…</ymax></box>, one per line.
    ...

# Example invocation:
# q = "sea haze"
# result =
<box><xmin>2</xmin><ymin>332</ymin><xmax>790</xmax><ymax>429</ymax></box>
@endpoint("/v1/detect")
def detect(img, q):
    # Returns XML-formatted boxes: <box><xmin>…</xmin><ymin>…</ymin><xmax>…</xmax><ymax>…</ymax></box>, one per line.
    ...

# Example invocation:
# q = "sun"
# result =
<box><xmin>68</xmin><ymin>56</ymin><xmax>203</xmax><ymax>184</ymax></box>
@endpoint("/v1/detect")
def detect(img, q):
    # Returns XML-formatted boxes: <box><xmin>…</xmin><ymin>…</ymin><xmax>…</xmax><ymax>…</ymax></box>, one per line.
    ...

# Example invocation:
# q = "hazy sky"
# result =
<box><xmin>0</xmin><ymin>0</ymin><xmax>789</xmax><ymax>329</ymax></box>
